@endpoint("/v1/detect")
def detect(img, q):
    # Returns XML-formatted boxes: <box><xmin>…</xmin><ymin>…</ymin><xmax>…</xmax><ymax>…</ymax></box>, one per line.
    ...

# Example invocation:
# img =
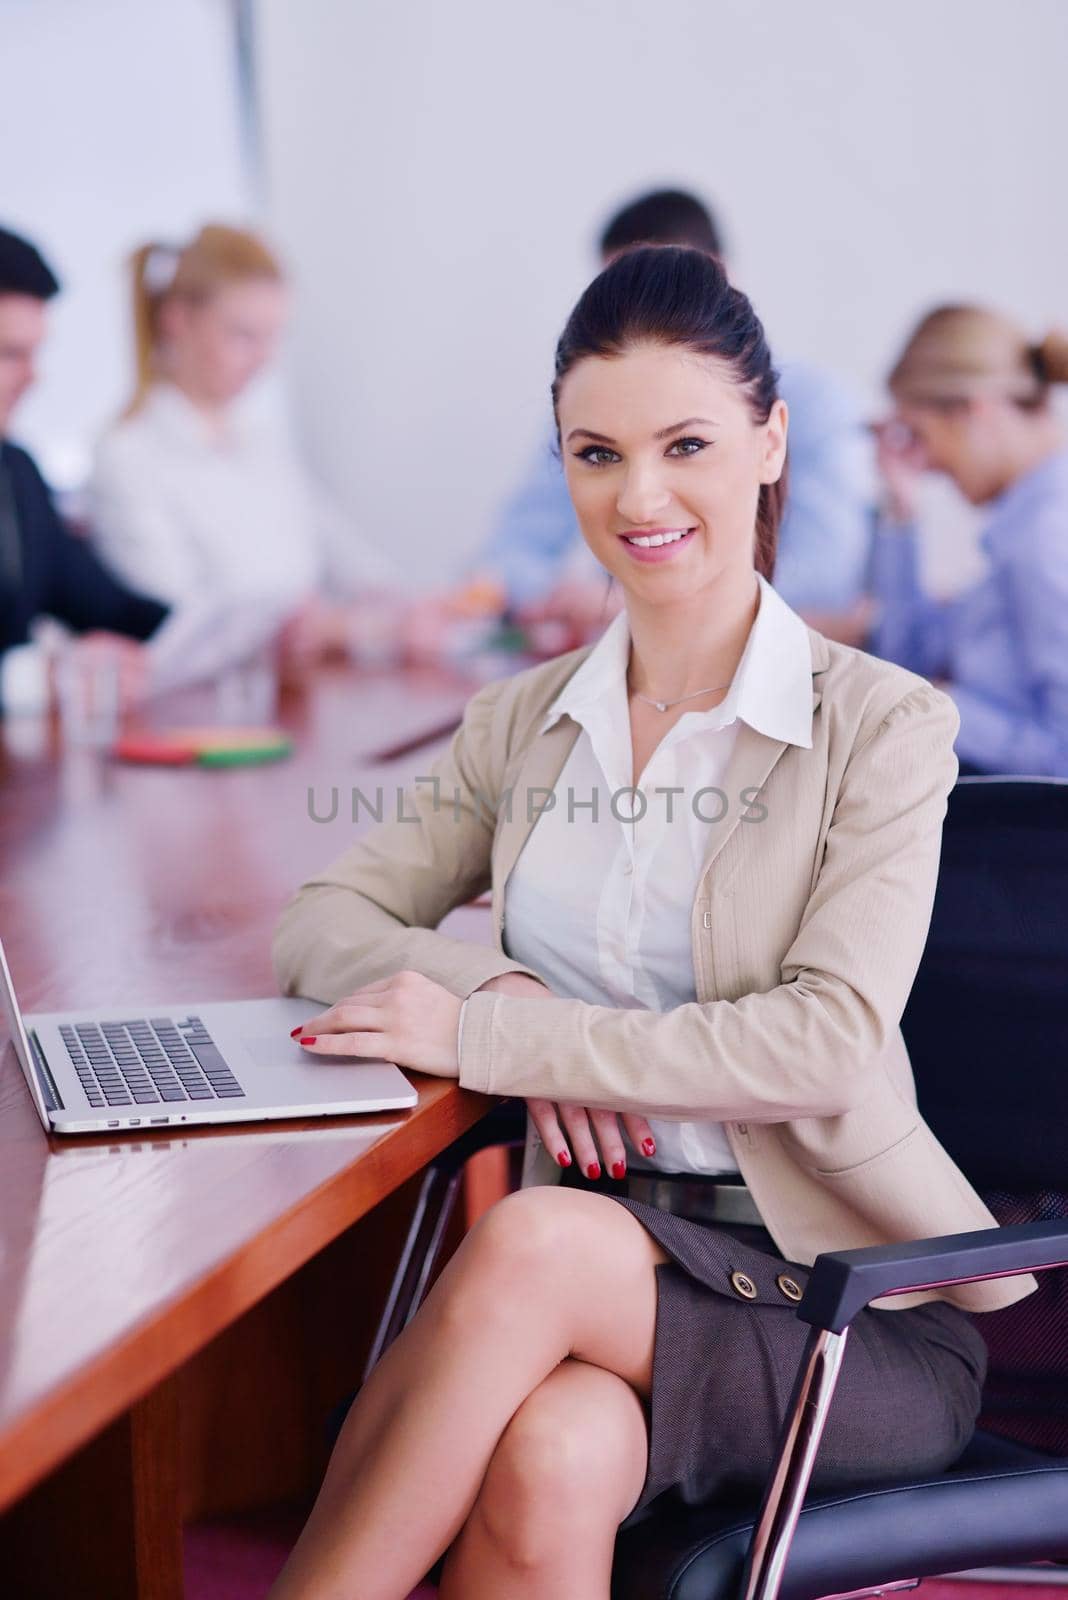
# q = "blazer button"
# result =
<box><xmin>776</xmin><ymin>1273</ymin><xmax>803</xmax><ymax>1303</ymax></box>
<box><xmin>729</xmin><ymin>1269</ymin><xmax>758</xmax><ymax>1300</ymax></box>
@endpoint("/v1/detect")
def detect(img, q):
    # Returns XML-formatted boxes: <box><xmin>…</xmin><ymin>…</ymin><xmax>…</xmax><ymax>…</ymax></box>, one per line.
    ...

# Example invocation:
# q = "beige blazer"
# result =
<box><xmin>274</xmin><ymin>630</ymin><xmax>1035</xmax><ymax>1315</ymax></box>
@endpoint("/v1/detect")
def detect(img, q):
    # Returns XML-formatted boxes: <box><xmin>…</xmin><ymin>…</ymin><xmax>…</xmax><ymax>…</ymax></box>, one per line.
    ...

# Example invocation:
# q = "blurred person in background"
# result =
<box><xmin>411</xmin><ymin>187</ymin><xmax>873</xmax><ymax>654</ymax></box>
<box><xmin>0</xmin><ymin>225</ymin><xmax>167</xmax><ymax>715</ymax></box>
<box><xmin>870</xmin><ymin>307</ymin><xmax>1068</xmax><ymax>776</ymax></box>
<box><xmin>89</xmin><ymin>224</ymin><xmax>400</xmax><ymax>671</ymax></box>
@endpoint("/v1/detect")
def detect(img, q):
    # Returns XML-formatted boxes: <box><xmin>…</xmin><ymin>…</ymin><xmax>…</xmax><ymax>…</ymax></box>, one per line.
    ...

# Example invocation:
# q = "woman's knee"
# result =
<box><xmin>473</xmin><ymin>1184</ymin><xmax>587</xmax><ymax>1264</ymax></box>
<box><xmin>433</xmin><ymin>1187</ymin><xmax>586</xmax><ymax>1323</ymax></box>
<box><xmin>426</xmin><ymin>1186</ymin><xmax>666</xmax><ymax>1392</ymax></box>
<box><xmin>472</xmin><ymin>1362</ymin><xmax>649</xmax><ymax>1569</ymax></box>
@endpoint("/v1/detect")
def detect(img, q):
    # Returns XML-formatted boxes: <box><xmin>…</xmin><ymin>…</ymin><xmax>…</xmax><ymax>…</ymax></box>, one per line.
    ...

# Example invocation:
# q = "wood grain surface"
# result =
<box><xmin>0</xmin><ymin>661</ymin><xmax>500</xmax><ymax>1516</ymax></box>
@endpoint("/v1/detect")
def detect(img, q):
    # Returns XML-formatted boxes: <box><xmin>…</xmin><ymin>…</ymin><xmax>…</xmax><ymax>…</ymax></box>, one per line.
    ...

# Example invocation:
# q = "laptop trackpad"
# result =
<box><xmin>244</xmin><ymin>1034</ymin><xmax>388</xmax><ymax>1073</ymax></box>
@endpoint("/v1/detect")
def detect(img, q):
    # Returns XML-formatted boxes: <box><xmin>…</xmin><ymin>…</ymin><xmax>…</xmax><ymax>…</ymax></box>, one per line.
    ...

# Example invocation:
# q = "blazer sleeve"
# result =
<box><xmin>272</xmin><ymin>679</ymin><xmax>546</xmax><ymax>1003</ymax></box>
<box><xmin>458</xmin><ymin>682</ymin><xmax>959</xmax><ymax>1120</ymax></box>
<box><xmin>48</xmin><ymin>530</ymin><xmax>169</xmax><ymax>640</ymax></box>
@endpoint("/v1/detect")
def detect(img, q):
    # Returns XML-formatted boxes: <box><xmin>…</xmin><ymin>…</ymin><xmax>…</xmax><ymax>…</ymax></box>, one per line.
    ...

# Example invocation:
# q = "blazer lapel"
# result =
<box><xmin>698</xmin><ymin>723</ymin><xmax>790</xmax><ymax>879</ymax></box>
<box><xmin>490</xmin><ymin>715</ymin><xmax>582</xmax><ymax>945</ymax></box>
<box><xmin>698</xmin><ymin>671</ymin><xmax>825</xmax><ymax>881</ymax></box>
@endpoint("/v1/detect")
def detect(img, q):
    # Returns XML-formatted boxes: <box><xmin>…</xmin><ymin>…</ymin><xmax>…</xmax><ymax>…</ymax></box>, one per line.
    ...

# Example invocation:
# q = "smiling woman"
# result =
<box><xmin>555</xmin><ymin>245</ymin><xmax>788</xmax><ymax>587</ymax></box>
<box><xmin>268</xmin><ymin>247</ymin><xmax>1031</xmax><ymax>1600</ymax></box>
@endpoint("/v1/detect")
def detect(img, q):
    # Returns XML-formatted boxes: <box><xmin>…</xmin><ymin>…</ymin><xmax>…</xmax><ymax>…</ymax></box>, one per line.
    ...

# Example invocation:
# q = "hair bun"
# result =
<box><xmin>1034</xmin><ymin>329</ymin><xmax>1068</xmax><ymax>385</ymax></box>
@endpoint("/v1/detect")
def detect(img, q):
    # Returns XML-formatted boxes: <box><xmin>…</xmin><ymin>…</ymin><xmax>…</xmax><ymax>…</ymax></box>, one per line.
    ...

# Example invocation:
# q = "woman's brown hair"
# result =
<box><xmin>889</xmin><ymin>305</ymin><xmax>1068</xmax><ymax>410</ymax></box>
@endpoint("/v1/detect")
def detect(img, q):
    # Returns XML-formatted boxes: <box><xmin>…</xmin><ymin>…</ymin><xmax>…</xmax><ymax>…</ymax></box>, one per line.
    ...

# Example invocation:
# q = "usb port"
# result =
<box><xmin>150</xmin><ymin>1116</ymin><xmax>169</xmax><ymax>1125</ymax></box>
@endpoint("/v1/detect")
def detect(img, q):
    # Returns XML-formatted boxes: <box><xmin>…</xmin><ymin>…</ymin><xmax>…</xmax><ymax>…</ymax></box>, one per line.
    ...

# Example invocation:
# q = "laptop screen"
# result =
<box><xmin>0</xmin><ymin>937</ymin><xmax>54</xmax><ymax>1130</ymax></box>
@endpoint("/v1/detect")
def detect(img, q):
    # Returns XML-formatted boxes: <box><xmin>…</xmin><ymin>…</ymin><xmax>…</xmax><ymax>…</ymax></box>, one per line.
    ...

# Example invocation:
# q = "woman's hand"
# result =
<box><xmin>278</xmin><ymin>597</ymin><xmax>352</xmax><ymax>674</ymax></box>
<box><xmin>527</xmin><ymin>1099</ymin><xmax>656</xmax><ymax>1179</ymax></box>
<box><xmin>872</xmin><ymin>416</ymin><xmax>928</xmax><ymax>524</ymax></box>
<box><xmin>472</xmin><ymin>971</ymin><xmax>657</xmax><ymax>1178</ymax></box>
<box><xmin>292</xmin><ymin>971</ymin><xmax>462</xmax><ymax>1077</ymax></box>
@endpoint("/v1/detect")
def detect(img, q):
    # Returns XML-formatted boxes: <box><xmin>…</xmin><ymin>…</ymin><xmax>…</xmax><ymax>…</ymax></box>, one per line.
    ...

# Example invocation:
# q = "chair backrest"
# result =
<box><xmin>901</xmin><ymin>777</ymin><xmax>1068</xmax><ymax>1453</ymax></box>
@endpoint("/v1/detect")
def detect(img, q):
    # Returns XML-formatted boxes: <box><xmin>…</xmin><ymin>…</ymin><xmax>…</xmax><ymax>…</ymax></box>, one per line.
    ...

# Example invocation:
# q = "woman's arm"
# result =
<box><xmin>88</xmin><ymin>434</ymin><xmax>202</xmax><ymax>607</ymax></box>
<box><xmin>868</xmin><ymin>519</ymin><xmax>953</xmax><ymax>679</ymax></box>
<box><xmin>950</xmin><ymin>510</ymin><xmax>1068</xmax><ymax>776</ymax></box>
<box><xmin>272</xmin><ymin>680</ymin><xmax>545</xmax><ymax>1003</ymax></box>
<box><xmin>457</xmin><ymin>683</ymin><xmax>959</xmax><ymax>1120</ymax></box>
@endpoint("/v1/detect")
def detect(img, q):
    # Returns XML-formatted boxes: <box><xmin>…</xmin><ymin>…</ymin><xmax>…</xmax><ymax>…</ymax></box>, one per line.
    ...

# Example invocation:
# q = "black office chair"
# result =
<box><xmin>613</xmin><ymin>777</ymin><xmax>1068</xmax><ymax>1600</ymax></box>
<box><xmin>333</xmin><ymin>777</ymin><xmax>1068</xmax><ymax>1600</ymax></box>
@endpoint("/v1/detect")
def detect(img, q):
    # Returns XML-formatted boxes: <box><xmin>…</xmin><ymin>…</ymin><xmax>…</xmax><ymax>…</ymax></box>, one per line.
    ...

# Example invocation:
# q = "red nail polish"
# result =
<box><xmin>642</xmin><ymin>1138</ymin><xmax>656</xmax><ymax>1157</ymax></box>
<box><xmin>557</xmin><ymin>1150</ymin><xmax>572</xmax><ymax>1167</ymax></box>
<box><xmin>586</xmin><ymin>1162</ymin><xmax>601</xmax><ymax>1180</ymax></box>
<box><xmin>290</xmin><ymin>1026</ymin><xmax>302</xmax><ymax>1037</ymax></box>
<box><xmin>612</xmin><ymin>1160</ymin><xmax>626</xmax><ymax>1179</ymax></box>
<box><xmin>300</xmin><ymin>1036</ymin><xmax>318</xmax><ymax>1045</ymax></box>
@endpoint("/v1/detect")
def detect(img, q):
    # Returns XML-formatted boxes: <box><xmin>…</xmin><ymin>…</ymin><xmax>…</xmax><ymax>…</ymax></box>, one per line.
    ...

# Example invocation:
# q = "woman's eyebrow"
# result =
<box><xmin>565</xmin><ymin>416</ymin><xmax>718</xmax><ymax>444</ymax></box>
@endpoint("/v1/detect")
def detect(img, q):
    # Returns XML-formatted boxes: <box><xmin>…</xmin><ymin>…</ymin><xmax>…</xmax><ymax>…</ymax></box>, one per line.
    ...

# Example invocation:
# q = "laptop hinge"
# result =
<box><xmin>29</xmin><ymin>1031</ymin><xmax>64</xmax><ymax>1112</ymax></box>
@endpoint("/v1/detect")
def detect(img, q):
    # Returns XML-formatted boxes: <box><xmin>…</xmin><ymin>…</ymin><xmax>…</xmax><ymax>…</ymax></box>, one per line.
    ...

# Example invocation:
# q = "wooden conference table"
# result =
<box><xmin>0</xmin><ymin>658</ymin><xmax>506</xmax><ymax>1599</ymax></box>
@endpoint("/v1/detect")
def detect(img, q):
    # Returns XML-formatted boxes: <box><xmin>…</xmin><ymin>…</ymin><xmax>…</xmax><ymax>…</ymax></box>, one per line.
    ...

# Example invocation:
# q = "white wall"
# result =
<box><xmin>257</xmin><ymin>0</ymin><xmax>1068</xmax><ymax>589</ymax></box>
<box><xmin>2</xmin><ymin>0</ymin><xmax>249</xmax><ymax>487</ymax></box>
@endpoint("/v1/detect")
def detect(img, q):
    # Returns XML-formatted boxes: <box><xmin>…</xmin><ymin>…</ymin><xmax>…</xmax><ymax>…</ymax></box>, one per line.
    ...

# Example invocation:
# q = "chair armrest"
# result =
<box><xmin>799</xmin><ymin>1219</ymin><xmax>1068</xmax><ymax>1333</ymax></box>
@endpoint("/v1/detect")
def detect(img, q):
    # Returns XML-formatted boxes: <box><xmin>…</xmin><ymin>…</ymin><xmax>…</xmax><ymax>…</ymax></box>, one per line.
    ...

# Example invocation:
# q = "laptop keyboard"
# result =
<box><xmin>59</xmin><ymin>1016</ymin><xmax>245</xmax><ymax>1111</ymax></box>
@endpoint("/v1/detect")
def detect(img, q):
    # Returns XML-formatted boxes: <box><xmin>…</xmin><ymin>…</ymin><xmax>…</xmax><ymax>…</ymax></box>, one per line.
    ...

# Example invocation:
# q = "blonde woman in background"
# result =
<box><xmin>89</xmin><ymin>224</ymin><xmax>399</xmax><ymax>666</ymax></box>
<box><xmin>871</xmin><ymin>309</ymin><xmax>1068</xmax><ymax>776</ymax></box>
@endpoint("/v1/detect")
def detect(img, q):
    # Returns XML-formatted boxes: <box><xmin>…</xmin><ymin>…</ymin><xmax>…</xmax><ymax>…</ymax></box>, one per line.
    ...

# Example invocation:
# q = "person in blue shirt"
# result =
<box><xmin>870</xmin><ymin>305</ymin><xmax>1068</xmax><ymax>777</ymax></box>
<box><xmin>453</xmin><ymin>189</ymin><xmax>873</xmax><ymax>640</ymax></box>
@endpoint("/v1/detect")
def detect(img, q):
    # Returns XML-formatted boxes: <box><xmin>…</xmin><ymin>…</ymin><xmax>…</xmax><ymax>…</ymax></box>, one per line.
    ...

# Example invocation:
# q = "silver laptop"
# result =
<box><xmin>0</xmin><ymin>938</ymin><xmax>417</xmax><ymax>1136</ymax></box>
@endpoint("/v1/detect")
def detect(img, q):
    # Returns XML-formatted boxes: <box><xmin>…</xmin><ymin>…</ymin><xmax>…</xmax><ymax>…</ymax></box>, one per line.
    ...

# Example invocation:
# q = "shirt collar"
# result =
<box><xmin>541</xmin><ymin>574</ymin><xmax>814</xmax><ymax>750</ymax></box>
<box><xmin>140</xmin><ymin>382</ymin><xmax>245</xmax><ymax>449</ymax></box>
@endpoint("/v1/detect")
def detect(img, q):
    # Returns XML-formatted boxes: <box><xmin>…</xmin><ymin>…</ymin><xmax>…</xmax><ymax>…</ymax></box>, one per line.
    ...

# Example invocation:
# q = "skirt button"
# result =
<box><xmin>776</xmin><ymin>1273</ymin><xmax>803</xmax><ymax>1303</ymax></box>
<box><xmin>729</xmin><ymin>1269</ymin><xmax>758</xmax><ymax>1300</ymax></box>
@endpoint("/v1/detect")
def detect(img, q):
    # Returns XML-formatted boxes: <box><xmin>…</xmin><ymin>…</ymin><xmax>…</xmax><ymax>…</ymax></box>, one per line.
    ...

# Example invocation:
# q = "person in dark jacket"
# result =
<box><xmin>0</xmin><ymin>225</ymin><xmax>167</xmax><ymax>713</ymax></box>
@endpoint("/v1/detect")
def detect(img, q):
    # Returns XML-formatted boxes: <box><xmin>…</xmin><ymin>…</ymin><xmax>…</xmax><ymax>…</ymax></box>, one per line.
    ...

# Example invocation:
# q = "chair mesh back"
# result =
<box><xmin>977</xmin><ymin>1190</ymin><xmax>1068</xmax><ymax>1454</ymax></box>
<box><xmin>900</xmin><ymin>779</ymin><xmax>1068</xmax><ymax>1456</ymax></box>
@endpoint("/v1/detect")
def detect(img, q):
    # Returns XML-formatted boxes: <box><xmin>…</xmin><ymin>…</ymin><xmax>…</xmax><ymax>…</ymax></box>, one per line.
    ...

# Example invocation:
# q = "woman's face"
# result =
<box><xmin>163</xmin><ymin>279</ymin><xmax>289</xmax><ymax>405</ymax></box>
<box><xmin>893</xmin><ymin>396</ymin><xmax>1016</xmax><ymax>505</ymax></box>
<box><xmin>557</xmin><ymin>342</ymin><xmax>787</xmax><ymax>607</ymax></box>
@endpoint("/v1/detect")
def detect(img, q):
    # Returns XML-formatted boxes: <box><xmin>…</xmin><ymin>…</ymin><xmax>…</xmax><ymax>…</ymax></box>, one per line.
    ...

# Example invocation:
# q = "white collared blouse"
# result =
<box><xmin>502</xmin><ymin>574</ymin><xmax>814</xmax><ymax>1176</ymax></box>
<box><xmin>88</xmin><ymin>382</ymin><xmax>398</xmax><ymax>608</ymax></box>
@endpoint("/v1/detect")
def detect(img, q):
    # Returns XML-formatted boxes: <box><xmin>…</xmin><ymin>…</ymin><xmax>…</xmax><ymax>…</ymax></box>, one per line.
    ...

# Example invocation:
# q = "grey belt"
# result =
<box><xmin>624</xmin><ymin>1174</ymin><xmax>764</xmax><ymax>1227</ymax></box>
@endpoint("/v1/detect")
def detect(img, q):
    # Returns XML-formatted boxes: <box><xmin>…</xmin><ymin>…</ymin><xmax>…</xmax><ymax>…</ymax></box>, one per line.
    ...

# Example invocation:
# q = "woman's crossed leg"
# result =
<box><xmin>441</xmin><ymin>1354</ymin><xmax>649</xmax><ymax>1597</ymax></box>
<box><xmin>267</xmin><ymin>1184</ymin><xmax>670</xmax><ymax>1600</ymax></box>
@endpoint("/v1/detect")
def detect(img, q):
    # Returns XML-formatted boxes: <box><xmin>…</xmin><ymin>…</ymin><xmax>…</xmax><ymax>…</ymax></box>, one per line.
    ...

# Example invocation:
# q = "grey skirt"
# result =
<box><xmin>559</xmin><ymin>1168</ymin><xmax>988</xmax><ymax>1524</ymax></box>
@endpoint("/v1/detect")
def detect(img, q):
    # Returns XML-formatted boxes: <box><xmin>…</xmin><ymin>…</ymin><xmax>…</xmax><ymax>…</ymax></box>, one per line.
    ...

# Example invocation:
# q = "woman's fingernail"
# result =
<box><xmin>557</xmin><ymin>1149</ymin><xmax>572</xmax><ymax>1167</ymax></box>
<box><xmin>290</xmin><ymin>1026</ymin><xmax>302</xmax><ymax>1038</ymax></box>
<box><xmin>586</xmin><ymin>1162</ymin><xmax>601</xmax><ymax>1180</ymax></box>
<box><xmin>642</xmin><ymin>1138</ymin><xmax>656</xmax><ymax>1157</ymax></box>
<box><xmin>300</xmin><ymin>1036</ymin><xmax>318</xmax><ymax>1045</ymax></box>
<box><xmin>612</xmin><ymin>1160</ymin><xmax>626</xmax><ymax>1179</ymax></box>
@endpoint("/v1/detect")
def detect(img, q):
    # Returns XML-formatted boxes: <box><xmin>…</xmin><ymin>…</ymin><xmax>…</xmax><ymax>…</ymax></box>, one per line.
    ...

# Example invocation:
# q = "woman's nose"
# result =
<box><xmin>616</xmin><ymin>466</ymin><xmax>672</xmax><ymax>525</ymax></box>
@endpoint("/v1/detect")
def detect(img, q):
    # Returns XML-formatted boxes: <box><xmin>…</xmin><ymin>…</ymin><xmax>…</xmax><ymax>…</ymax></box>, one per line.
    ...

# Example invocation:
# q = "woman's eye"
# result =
<box><xmin>667</xmin><ymin>436</ymin><xmax>708</xmax><ymax>457</ymax></box>
<box><xmin>573</xmin><ymin>445</ymin><xmax>619</xmax><ymax>467</ymax></box>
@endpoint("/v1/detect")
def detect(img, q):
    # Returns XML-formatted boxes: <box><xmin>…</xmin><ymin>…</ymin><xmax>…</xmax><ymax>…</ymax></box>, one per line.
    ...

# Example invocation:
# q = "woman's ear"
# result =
<box><xmin>760</xmin><ymin>398</ymin><xmax>789</xmax><ymax>484</ymax></box>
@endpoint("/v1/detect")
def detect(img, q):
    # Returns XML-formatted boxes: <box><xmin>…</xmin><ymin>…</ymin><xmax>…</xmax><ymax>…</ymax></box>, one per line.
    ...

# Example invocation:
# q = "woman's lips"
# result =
<box><xmin>617</xmin><ymin>527</ymin><xmax>697</xmax><ymax>564</ymax></box>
